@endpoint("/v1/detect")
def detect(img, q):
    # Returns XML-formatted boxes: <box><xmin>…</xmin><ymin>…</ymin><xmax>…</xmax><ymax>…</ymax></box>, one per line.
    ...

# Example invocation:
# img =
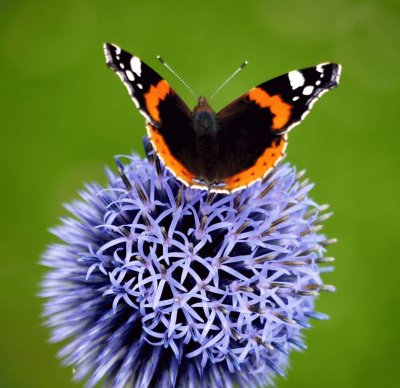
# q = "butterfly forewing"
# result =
<box><xmin>104</xmin><ymin>43</ymin><xmax>199</xmax><ymax>185</ymax></box>
<box><xmin>214</xmin><ymin>63</ymin><xmax>341</xmax><ymax>191</ymax></box>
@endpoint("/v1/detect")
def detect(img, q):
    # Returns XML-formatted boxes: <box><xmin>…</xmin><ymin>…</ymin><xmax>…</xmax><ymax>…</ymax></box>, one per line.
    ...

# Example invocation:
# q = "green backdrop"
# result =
<box><xmin>1</xmin><ymin>0</ymin><xmax>399</xmax><ymax>387</ymax></box>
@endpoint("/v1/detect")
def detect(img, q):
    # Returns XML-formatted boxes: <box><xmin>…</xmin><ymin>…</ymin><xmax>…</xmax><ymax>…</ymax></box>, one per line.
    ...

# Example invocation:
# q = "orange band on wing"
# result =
<box><xmin>224</xmin><ymin>136</ymin><xmax>287</xmax><ymax>191</ymax></box>
<box><xmin>147</xmin><ymin>124</ymin><xmax>195</xmax><ymax>185</ymax></box>
<box><xmin>248</xmin><ymin>88</ymin><xmax>292</xmax><ymax>130</ymax></box>
<box><xmin>144</xmin><ymin>80</ymin><xmax>171</xmax><ymax>122</ymax></box>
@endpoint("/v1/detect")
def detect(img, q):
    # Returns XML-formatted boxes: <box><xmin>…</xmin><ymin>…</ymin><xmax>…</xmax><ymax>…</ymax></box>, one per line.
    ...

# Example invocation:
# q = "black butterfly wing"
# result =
<box><xmin>216</xmin><ymin>63</ymin><xmax>341</xmax><ymax>191</ymax></box>
<box><xmin>104</xmin><ymin>43</ymin><xmax>200</xmax><ymax>185</ymax></box>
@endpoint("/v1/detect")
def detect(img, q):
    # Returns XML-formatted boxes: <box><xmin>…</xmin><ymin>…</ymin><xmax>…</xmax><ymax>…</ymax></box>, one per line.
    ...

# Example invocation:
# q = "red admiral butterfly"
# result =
<box><xmin>104</xmin><ymin>43</ymin><xmax>341</xmax><ymax>193</ymax></box>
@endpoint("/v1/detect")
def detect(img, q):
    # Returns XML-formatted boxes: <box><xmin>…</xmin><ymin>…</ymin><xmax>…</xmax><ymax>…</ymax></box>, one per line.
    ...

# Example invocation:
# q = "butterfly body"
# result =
<box><xmin>104</xmin><ymin>43</ymin><xmax>341</xmax><ymax>193</ymax></box>
<box><xmin>192</xmin><ymin>97</ymin><xmax>223</xmax><ymax>183</ymax></box>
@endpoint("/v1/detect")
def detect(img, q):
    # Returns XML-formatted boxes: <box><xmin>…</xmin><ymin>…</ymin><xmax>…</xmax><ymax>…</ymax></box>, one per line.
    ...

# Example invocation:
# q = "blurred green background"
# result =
<box><xmin>1</xmin><ymin>0</ymin><xmax>399</xmax><ymax>387</ymax></box>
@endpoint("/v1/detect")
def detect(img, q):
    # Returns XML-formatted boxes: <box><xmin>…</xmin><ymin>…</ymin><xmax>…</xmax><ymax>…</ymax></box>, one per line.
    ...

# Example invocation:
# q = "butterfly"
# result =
<box><xmin>104</xmin><ymin>43</ymin><xmax>341</xmax><ymax>193</ymax></box>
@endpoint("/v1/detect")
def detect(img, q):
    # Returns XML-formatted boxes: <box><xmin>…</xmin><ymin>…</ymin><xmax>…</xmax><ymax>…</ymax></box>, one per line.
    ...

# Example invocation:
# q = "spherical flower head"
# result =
<box><xmin>41</xmin><ymin>138</ymin><xmax>335</xmax><ymax>388</ymax></box>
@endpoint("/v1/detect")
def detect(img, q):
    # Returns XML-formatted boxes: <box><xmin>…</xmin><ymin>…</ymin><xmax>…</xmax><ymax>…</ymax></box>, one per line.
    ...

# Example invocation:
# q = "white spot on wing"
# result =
<box><xmin>316</xmin><ymin>80</ymin><xmax>321</xmax><ymax>86</ymax></box>
<box><xmin>288</xmin><ymin>71</ymin><xmax>305</xmax><ymax>89</ymax></box>
<box><xmin>137</xmin><ymin>83</ymin><xmax>143</xmax><ymax>89</ymax></box>
<box><xmin>335</xmin><ymin>64</ymin><xmax>342</xmax><ymax>84</ymax></box>
<box><xmin>298</xmin><ymin>88</ymin><xmax>330</xmax><ymax>123</ymax></box>
<box><xmin>120</xmin><ymin>63</ymin><xmax>125</xmax><ymax>69</ymax></box>
<box><xmin>126</xmin><ymin>70</ymin><xmax>135</xmax><ymax>81</ymax></box>
<box><xmin>130</xmin><ymin>56</ymin><xmax>142</xmax><ymax>76</ymax></box>
<box><xmin>293</xmin><ymin>96</ymin><xmax>300</xmax><ymax>101</ymax></box>
<box><xmin>303</xmin><ymin>85</ymin><xmax>314</xmax><ymax>95</ymax></box>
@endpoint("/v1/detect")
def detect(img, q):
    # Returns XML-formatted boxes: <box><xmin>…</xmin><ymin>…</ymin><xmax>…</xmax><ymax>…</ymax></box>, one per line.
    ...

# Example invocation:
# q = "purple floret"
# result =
<box><xmin>41</xmin><ymin>138</ymin><xmax>335</xmax><ymax>388</ymax></box>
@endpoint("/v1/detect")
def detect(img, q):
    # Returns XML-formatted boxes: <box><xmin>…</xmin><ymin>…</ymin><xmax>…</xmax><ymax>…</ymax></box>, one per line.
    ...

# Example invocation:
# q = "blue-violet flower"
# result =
<box><xmin>41</xmin><ymin>138</ymin><xmax>335</xmax><ymax>388</ymax></box>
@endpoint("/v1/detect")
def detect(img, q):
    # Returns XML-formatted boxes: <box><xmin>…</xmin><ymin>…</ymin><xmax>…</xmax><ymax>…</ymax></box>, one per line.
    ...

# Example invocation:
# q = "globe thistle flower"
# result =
<box><xmin>41</xmin><ymin>138</ymin><xmax>335</xmax><ymax>388</ymax></box>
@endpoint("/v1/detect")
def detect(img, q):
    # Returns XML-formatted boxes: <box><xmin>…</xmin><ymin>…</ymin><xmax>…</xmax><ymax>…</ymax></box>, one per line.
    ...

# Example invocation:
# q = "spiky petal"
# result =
<box><xmin>41</xmin><ymin>139</ymin><xmax>334</xmax><ymax>387</ymax></box>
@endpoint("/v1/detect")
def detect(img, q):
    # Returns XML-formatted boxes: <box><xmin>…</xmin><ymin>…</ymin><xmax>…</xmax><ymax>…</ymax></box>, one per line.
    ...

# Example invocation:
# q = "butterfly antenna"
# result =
<box><xmin>210</xmin><ymin>60</ymin><xmax>249</xmax><ymax>100</ymax></box>
<box><xmin>157</xmin><ymin>55</ymin><xmax>197</xmax><ymax>99</ymax></box>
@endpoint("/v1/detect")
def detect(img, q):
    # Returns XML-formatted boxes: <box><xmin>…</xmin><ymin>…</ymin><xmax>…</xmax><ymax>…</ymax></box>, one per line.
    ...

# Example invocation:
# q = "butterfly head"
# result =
<box><xmin>194</xmin><ymin>96</ymin><xmax>214</xmax><ymax>113</ymax></box>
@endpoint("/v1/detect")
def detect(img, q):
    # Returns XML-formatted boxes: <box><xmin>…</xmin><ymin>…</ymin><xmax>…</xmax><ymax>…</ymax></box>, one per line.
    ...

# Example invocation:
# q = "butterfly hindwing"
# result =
<box><xmin>104</xmin><ymin>43</ymin><xmax>199</xmax><ymax>185</ymax></box>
